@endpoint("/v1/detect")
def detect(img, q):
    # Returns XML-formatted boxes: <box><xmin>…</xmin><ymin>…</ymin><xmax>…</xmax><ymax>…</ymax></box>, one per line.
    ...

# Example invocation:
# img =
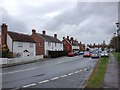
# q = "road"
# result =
<box><xmin>2</xmin><ymin>55</ymin><xmax>99</xmax><ymax>89</ymax></box>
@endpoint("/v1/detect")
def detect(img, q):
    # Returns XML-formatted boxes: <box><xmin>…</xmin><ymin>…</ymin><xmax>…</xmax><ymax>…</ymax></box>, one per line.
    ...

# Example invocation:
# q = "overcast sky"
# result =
<box><xmin>1</xmin><ymin>0</ymin><xmax>119</xmax><ymax>45</ymax></box>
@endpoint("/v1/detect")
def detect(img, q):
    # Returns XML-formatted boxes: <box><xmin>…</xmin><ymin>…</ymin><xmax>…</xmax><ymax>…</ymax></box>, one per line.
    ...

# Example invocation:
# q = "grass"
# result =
<box><xmin>113</xmin><ymin>52</ymin><xmax>120</xmax><ymax>65</ymax></box>
<box><xmin>85</xmin><ymin>57</ymin><xmax>109</xmax><ymax>88</ymax></box>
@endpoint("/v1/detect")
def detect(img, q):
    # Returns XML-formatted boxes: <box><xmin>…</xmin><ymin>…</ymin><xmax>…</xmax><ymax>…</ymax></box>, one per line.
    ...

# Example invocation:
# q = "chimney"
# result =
<box><xmin>70</xmin><ymin>37</ymin><xmax>73</xmax><ymax>41</ymax></box>
<box><xmin>42</xmin><ymin>30</ymin><xmax>46</xmax><ymax>35</ymax></box>
<box><xmin>54</xmin><ymin>34</ymin><xmax>57</xmax><ymax>38</ymax></box>
<box><xmin>1</xmin><ymin>23</ymin><xmax>8</xmax><ymax>45</ymax></box>
<box><xmin>32</xmin><ymin>29</ymin><xmax>36</xmax><ymax>34</ymax></box>
<box><xmin>63</xmin><ymin>37</ymin><xmax>65</xmax><ymax>39</ymax></box>
<box><xmin>67</xmin><ymin>36</ymin><xmax>69</xmax><ymax>40</ymax></box>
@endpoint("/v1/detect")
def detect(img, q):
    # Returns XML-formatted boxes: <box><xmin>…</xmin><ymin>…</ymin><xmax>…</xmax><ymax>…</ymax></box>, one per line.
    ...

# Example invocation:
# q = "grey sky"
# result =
<box><xmin>1</xmin><ymin>0</ymin><xmax>119</xmax><ymax>45</ymax></box>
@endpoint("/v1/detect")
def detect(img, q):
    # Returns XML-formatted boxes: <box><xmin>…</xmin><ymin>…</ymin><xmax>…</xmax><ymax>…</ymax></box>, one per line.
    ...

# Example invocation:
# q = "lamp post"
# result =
<box><xmin>115</xmin><ymin>22</ymin><xmax>120</xmax><ymax>61</ymax></box>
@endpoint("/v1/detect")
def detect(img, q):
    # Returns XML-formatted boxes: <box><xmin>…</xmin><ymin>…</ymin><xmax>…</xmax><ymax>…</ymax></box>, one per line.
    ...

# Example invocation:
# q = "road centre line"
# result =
<box><xmin>68</xmin><ymin>73</ymin><xmax>74</xmax><ymax>76</ymax></box>
<box><xmin>38</xmin><ymin>80</ymin><xmax>49</xmax><ymax>84</ymax></box>
<box><xmin>74</xmin><ymin>71</ymin><xmax>80</xmax><ymax>73</ymax></box>
<box><xmin>60</xmin><ymin>75</ymin><xmax>67</xmax><ymax>78</ymax></box>
<box><xmin>22</xmin><ymin>83</ymin><xmax>36</xmax><ymax>88</ymax></box>
<box><xmin>51</xmin><ymin>77</ymin><xmax>59</xmax><ymax>80</ymax></box>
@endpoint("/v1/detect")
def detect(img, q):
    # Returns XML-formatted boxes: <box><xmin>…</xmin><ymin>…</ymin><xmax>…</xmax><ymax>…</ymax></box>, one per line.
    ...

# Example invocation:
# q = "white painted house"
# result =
<box><xmin>1</xmin><ymin>23</ymin><xmax>36</xmax><ymax>57</ymax></box>
<box><xmin>7</xmin><ymin>31</ymin><xmax>36</xmax><ymax>57</ymax></box>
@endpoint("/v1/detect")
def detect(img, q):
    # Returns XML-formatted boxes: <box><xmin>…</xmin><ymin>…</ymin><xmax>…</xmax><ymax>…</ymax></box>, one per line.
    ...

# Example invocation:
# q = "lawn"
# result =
<box><xmin>85</xmin><ymin>57</ymin><xmax>109</xmax><ymax>88</ymax></box>
<box><xmin>113</xmin><ymin>52</ymin><xmax>120</xmax><ymax>65</ymax></box>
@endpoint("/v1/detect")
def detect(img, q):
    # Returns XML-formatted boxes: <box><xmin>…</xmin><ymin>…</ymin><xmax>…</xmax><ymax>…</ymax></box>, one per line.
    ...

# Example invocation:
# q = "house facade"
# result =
<box><xmin>62</xmin><ymin>36</ymin><xmax>79</xmax><ymax>52</ymax></box>
<box><xmin>1</xmin><ymin>23</ymin><xmax>36</xmax><ymax>57</ymax></box>
<box><xmin>31</xmin><ymin>30</ymin><xmax>63</xmax><ymax>56</ymax></box>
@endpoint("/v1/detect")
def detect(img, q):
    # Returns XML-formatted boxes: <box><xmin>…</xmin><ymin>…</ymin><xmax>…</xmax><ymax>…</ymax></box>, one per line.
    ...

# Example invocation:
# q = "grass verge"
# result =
<box><xmin>113</xmin><ymin>52</ymin><xmax>120</xmax><ymax>65</ymax></box>
<box><xmin>85</xmin><ymin>57</ymin><xmax>109</xmax><ymax>88</ymax></box>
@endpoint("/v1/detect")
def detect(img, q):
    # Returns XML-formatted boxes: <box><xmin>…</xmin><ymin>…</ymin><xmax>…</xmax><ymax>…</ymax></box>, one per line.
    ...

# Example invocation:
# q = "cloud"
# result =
<box><xmin>44</xmin><ymin>2</ymin><xmax>117</xmax><ymax>44</ymax></box>
<box><xmin>1</xmin><ymin>8</ymin><xmax>28</xmax><ymax>34</ymax></box>
<box><xmin>1</xmin><ymin>1</ymin><xmax>118</xmax><ymax>44</ymax></box>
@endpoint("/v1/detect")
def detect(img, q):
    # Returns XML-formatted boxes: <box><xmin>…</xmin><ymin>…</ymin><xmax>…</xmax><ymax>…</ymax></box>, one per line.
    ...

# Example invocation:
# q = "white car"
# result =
<box><xmin>100</xmin><ymin>51</ymin><xmax>109</xmax><ymax>57</ymax></box>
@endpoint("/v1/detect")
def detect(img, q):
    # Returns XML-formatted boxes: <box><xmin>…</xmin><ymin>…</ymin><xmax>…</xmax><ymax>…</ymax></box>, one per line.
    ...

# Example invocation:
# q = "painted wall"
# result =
<box><xmin>13</xmin><ymin>41</ymin><xmax>36</xmax><ymax>57</ymax></box>
<box><xmin>72</xmin><ymin>45</ymin><xmax>79</xmax><ymax>50</ymax></box>
<box><xmin>45</xmin><ymin>41</ymin><xmax>63</xmax><ymax>55</ymax></box>
<box><xmin>7</xmin><ymin>34</ymin><xmax>12</xmax><ymax>52</ymax></box>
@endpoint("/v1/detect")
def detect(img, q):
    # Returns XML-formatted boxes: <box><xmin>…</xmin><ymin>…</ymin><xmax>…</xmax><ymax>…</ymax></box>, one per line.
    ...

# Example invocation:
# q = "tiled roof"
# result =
<box><xmin>37</xmin><ymin>33</ymin><xmax>62</xmax><ymax>43</ymax></box>
<box><xmin>8</xmin><ymin>31</ymin><xmax>35</xmax><ymax>43</ymax></box>
<box><xmin>68</xmin><ymin>39</ymin><xmax>79</xmax><ymax>46</ymax></box>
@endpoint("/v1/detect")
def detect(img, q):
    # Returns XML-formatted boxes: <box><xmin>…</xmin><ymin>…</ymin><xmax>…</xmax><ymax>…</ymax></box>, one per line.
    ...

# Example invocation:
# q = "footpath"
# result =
<box><xmin>102</xmin><ymin>53</ymin><xmax>119</xmax><ymax>89</ymax></box>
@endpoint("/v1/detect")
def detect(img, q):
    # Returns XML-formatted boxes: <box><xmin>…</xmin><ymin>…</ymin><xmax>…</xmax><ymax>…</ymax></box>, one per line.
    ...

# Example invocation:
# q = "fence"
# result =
<box><xmin>0</xmin><ymin>55</ymin><xmax>43</xmax><ymax>65</ymax></box>
<box><xmin>48</xmin><ymin>51</ymin><xmax>67</xmax><ymax>58</ymax></box>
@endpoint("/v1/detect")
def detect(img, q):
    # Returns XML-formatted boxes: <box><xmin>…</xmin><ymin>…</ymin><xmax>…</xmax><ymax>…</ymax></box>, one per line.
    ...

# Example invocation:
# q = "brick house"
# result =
<box><xmin>1</xmin><ymin>23</ymin><xmax>36</xmax><ymax>57</ymax></box>
<box><xmin>31</xmin><ymin>29</ymin><xmax>63</xmax><ymax>56</ymax></box>
<box><xmin>62</xmin><ymin>36</ymin><xmax>79</xmax><ymax>52</ymax></box>
<box><xmin>79</xmin><ymin>42</ymin><xmax>85</xmax><ymax>51</ymax></box>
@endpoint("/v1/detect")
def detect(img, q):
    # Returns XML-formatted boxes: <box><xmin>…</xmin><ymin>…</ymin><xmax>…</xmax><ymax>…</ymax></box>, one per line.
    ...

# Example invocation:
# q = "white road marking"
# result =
<box><xmin>68</xmin><ymin>73</ymin><xmax>74</xmax><ymax>76</ymax></box>
<box><xmin>50</xmin><ymin>77</ymin><xmax>59</xmax><ymax>80</ymax></box>
<box><xmin>84</xmin><ymin>68</ymin><xmax>87</xmax><ymax>71</ymax></box>
<box><xmin>1</xmin><ymin>67</ymin><xmax>38</xmax><ymax>75</ymax></box>
<box><xmin>22</xmin><ymin>83</ymin><xmax>36</xmax><ymax>88</ymax></box>
<box><xmin>74</xmin><ymin>71</ymin><xmax>80</xmax><ymax>73</ymax></box>
<box><xmin>79</xmin><ymin>69</ymin><xmax>82</xmax><ymax>72</ymax></box>
<box><xmin>60</xmin><ymin>75</ymin><xmax>67</xmax><ymax>78</ymax></box>
<box><xmin>38</xmin><ymin>80</ymin><xmax>49</xmax><ymax>84</ymax></box>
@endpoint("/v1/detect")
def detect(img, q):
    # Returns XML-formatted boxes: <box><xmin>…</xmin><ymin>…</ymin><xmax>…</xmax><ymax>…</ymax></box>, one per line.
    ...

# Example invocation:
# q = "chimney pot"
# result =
<box><xmin>70</xmin><ymin>37</ymin><xmax>73</xmax><ymax>40</ymax></box>
<box><xmin>54</xmin><ymin>34</ymin><xmax>57</xmax><ymax>38</ymax></box>
<box><xmin>67</xmin><ymin>36</ymin><xmax>69</xmax><ymax>40</ymax></box>
<box><xmin>63</xmin><ymin>37</ymin><xmax>65</xmax><ymax>39</ymax></box>
<box><xmin>32</xmin><ymin>29</ymin><xmax>36</xmax><ymax>34</ymax></box>
<box><xmin>42</xmin><ymin>30</ymin><xmax>46</xmax><ymax>35</ymax></box>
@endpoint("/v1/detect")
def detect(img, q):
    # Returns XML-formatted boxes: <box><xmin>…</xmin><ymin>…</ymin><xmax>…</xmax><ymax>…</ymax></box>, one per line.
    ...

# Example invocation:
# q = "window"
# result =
<box><xmin>39</xmin><ymin>42</ymin><xmax>42</xmax><ymax>47</ymax></box>
<box><xmin>48</xmin><ymin>42</ymin><xmax>51</xmax><ymax>46</ymax></box>
<box><xmin>55</xmin><ymin>43</ymin><xmax>57</xmax><ymax>47</ymax></box>
<box><xmin>30</xmin><ymin>43</ymin><xmax>34</xmax><ymax>47</ymax></box>
<box><xmin>18</xmin><ymin>42</ymin><xmax>23</xmax><ymax>47</ymax></box>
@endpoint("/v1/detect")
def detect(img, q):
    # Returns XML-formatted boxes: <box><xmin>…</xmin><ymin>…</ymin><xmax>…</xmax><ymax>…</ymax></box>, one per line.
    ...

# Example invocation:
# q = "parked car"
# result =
<box><xmin>83</xmin><ymin>52</ymin><xmax>91</xmax><ymax>57</ymax></box>
<box><xmin>73</xmin><ymin>51</ymin><xmax>79</xmax><ymax>55</ymax></box>
<box><xmin>67</xmin><ymin>52</ymin><xmax>75</xmax><ymax>57</ymax></box>
<box><xmin>79</xmin><ymin>51</ymin><xmax>84</xmax><ymax>55</ymax></box>
<box><xmin>91</xmin><ymin>52</ymin><xmax>99</xmax><ymax>59</ymax></box>
<box><xmin>100</xmin><ymin>51</ymin><xmax>109</xmax><ymax>57</ymax></box>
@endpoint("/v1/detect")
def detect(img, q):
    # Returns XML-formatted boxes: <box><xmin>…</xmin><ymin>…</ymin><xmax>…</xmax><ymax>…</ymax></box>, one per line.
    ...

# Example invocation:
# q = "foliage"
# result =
<box><xmin>109</xmin><ymin>36</ymin><xmax>120</xmax><ymax>52</ymax></box>
<box><xmin>2</xmin><ymin>44</ymin><xmax>13</xmax><ymax>58</ymax></box>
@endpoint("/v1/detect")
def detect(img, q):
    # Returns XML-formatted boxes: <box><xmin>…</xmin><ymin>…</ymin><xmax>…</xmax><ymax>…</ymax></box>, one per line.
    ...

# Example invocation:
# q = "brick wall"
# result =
<box><xmin>31</xmin><ymin>30</ymin><xmax>45</xmax><ymax>55</ymax></box>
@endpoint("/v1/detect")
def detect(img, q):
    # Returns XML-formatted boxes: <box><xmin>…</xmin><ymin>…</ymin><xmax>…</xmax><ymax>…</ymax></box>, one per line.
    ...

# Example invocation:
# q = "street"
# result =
<box><xmin>2</xmin><ymin>56</ymin><xmax>99</xmax><ymax>89</ymax></box>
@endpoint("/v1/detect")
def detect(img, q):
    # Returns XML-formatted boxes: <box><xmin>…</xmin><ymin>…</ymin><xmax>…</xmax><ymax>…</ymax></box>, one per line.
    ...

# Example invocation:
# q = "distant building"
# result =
<box><xmin>31</xmin><ymin>30</ymin><xmax>63</xmax><ymax>56</ymax></box>
<box><xmin>62</xmin><ymin>36</ymin><xmax>79</xmax><ymax>52</ymax></box>
<box><xmin>1</xmin><ymin>23</ymin><xmax>36</xmax><ymax>57</ymax></box>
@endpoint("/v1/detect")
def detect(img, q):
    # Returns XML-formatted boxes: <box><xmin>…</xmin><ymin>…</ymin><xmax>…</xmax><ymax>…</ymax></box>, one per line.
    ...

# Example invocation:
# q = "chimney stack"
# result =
<box><xmin>1</xmin><ymin>23</ymin><xmax>8</xmax><ymax>45</ymax></box>
<box><xmin>32</xmin><ymin>29</ymin><xmax>36</xmax><ymax>34</ymax></box>
<box><xmin>70</xmin><ymin>37</ymin><xmax>73</xmax><ymax>41</ymax></box>
<box><xmin>54</xmin><ymin>34</ymin><xmax>57</xmax><ymax>38</ymax></box>
<box><xmin>67</xmin><ymin>36</ymin><xmax>69</xmax><ymax>40</ymax></box>
<box><xmin>42</xmin><ymin>30</ymin><xmax>46</xmax><ymax>35</ymax></box>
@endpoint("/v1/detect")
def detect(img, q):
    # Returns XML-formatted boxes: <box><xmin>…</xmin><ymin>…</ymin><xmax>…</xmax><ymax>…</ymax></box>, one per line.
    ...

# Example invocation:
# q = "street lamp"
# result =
<box><xmin>115</xmin><ymin>22</ymin><xmax>120</xmax><ymax>61</ymax></box>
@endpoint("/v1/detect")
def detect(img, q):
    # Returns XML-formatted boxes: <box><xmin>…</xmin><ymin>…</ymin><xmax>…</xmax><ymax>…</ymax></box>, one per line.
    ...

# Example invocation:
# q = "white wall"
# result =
<box><xmin>45</xmin><ymin>41</ymin><xmax>63</xmax><ymax>55</ymax></box>
<box><xmin>7</xmin><ymin>34</ymin><xmax>12</xmax><ymax>52</ymax></box>
<box><xmin>72</xmin><ymin>45</ymin><xmax>79</xmax><ymax>50</ymax></box>
<box><xmin>13</xmin><ymin>41</ymin><xmax>36</xmax><ymax>57</ymax></box>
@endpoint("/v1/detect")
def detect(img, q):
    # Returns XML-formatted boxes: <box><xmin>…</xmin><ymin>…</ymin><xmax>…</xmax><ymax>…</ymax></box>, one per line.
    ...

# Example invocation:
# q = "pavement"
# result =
<box><xmin>102</xmin><ymin>53</ymin><xmax>119</xmax><ymax>89</ymax></box>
